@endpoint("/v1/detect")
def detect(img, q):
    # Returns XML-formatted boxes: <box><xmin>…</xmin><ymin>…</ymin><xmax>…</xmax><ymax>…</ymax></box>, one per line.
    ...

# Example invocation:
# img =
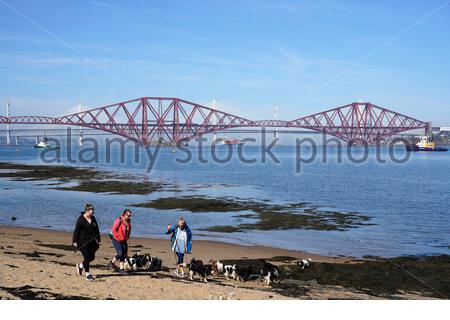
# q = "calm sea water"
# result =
<box><xmin>0</xmin><ymin>142</ymin><xmax>449</xmax><ymax>258</ymax></box>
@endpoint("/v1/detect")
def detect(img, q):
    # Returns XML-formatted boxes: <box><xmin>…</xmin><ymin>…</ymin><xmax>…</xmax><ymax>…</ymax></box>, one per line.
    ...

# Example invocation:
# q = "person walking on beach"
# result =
<box><xmin>108</xmin><ymin>209</ymin><xmax>132</xmax><ymax>275</ymax></box>
<box><xmin>166</xmin><ymin>217</ymin><xmax>192</xmax><ymax>277</ymax></box>
<box><xmin>72</xmin><ymin>203</ymin><xmax>101</xmax><ymax>282</ymax></box>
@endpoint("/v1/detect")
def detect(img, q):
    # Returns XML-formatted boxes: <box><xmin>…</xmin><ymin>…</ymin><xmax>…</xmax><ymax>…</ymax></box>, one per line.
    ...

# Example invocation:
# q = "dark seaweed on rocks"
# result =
<box><xmin>55</xmin><ymin>180</ymin><xmax>169</xmax><ymax>195</ymax></box>
<box><xmin>0</xmin><ymin>162</ymin><xmax>172</xmax><ymax>195</ymax></box>
<box><xmin>0</xmin><ymin>162</ymin><xmax>101</xmax><ymax>182</ymax></box>
<box><xmin>132</xmin><ymin>196</ymin><xmax>373</xmax><ymax>232</ymax></box>
<box><xmin>277</xmin><ymin>255</ymin><xmax>450</xmax><ymax>299</ymax></box>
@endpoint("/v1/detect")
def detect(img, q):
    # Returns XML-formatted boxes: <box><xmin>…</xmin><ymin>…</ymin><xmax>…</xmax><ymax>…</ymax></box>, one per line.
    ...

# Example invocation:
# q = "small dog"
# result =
<box><xmin>148</xmin><ymin>256</ymin><xmax>162</xmax><ymax>271</ymax></box>
<box><xmin>297</xmin><ymin>258</ymin><xmax>312</xmax><ymax>270</ymax></box>
<box><xmin>188</xmin><ymin>258</ymin><xmax>212</xmax><ymax>282</ymax></box>
<box><xmin>260</xmin><ymin>262</ymin><xmax>279</xmax><ymax>285</ymax></box>
<box><xmin>224</xmin><ymin>264</ymin><xmax>236</xmax><ymax>280</ymax></box>
<box><xmin>124</xmin><ymin>251</ymin><xmax>145</xmax><ymax>270</ymax></box>
<box><xmin>124</xmin><ymin>252</ymin><xmax>160</xmax><ymax>271</ymax></box>
<box><xmin>210</xmin><ymin>259</ymin><xmax>224</xmax><ymax>275</ymax></box>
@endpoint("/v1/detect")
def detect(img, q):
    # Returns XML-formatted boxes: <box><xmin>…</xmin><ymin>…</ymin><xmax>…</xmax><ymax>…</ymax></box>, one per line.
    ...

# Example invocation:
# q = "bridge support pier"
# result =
<box><xmin>426</xmin><ymin>122</ymin><xmax>433</xmax><ymax>137</ymax></box>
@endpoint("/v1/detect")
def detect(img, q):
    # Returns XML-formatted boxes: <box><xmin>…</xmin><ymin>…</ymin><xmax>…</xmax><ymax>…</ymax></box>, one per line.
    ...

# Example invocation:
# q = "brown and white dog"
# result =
<box><xmin>209</xmin><ymin>259</ymin><xmax>224</xmax><ymax>275</ymax></box>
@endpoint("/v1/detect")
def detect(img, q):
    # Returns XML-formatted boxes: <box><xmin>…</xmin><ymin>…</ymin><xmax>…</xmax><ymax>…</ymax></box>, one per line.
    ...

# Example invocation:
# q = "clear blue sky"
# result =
<box><xmin>1</xmin><ymin>0</ymin><xmax>449</xmax><ymax>125</ymax></box>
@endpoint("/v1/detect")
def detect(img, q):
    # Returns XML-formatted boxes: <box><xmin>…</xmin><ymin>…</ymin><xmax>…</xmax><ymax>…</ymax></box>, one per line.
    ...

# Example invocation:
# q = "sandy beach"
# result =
<box><xmin>0</xmin><ymin>224</ymin><xmax>440</xmax><ymax>300</ymax></box>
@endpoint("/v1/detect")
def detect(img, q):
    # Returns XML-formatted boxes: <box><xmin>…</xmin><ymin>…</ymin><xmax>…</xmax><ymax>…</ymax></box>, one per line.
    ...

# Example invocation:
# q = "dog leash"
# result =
<box><xmin>173</xmin><ymin>233</ymin><xmax>180</xmax><ymax>266</ymax></box>
<box><xmin>73</xmin><ymin>236</ymin><xmax>100</xmax><ymax>253</ymax></box>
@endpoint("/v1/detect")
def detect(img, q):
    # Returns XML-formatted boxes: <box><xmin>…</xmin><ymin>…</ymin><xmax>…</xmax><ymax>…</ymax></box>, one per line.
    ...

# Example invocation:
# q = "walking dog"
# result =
<box><xmin>188</xmin><ymin>258</ymin><xmax>212</xmax><ymax>282</ymax></box>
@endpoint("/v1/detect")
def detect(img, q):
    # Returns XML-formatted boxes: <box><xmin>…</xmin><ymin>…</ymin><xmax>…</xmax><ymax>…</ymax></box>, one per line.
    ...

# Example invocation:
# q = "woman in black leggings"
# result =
<box><xmin>72</xmin><ymin>203</ymin><xmax>101</xmax><ymax>281</ymax></box>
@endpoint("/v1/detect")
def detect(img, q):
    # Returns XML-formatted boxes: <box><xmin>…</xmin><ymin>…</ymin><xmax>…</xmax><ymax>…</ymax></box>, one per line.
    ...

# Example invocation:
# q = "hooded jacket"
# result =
<box><xmin>72</xmin><ymin>213</ymin><xmax>101</xmax><ymax>247</ymax></box>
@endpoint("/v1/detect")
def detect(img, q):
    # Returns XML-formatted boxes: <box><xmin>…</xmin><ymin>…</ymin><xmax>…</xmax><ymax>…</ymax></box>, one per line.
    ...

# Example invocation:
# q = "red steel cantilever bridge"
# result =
<box><xmin>0</xmin><ymin>97</ymin><xmax>429</xmax><ymax>145</ymax></box>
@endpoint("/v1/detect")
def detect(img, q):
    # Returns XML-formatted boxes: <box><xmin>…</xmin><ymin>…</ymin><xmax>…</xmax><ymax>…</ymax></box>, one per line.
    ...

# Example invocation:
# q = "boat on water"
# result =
<box><xmin>406</xmin><ymin>136</ymin><xmax>448</xmax><ymax>152</ymax></box>
<box><xmin>224</xmin><ymin>138</ymin><xmax>244</xmax><ymax>145</ymax></box>
<box><xmin>34</xmin><ymin>137</ymin><xmax>60</xmax><ymax>149</ymax></box>
<box><xmin>214</xmin><ymin>137</ymin><xmax>244</xmax><ymax>146</ymax></box>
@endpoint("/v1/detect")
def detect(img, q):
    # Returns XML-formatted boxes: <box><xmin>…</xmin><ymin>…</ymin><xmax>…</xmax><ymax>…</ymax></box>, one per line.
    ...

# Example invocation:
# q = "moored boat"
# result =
<box><xmin>34</xmin><ymin>137</ymin><xmax>60</xmax><ymax>149</ymax></box>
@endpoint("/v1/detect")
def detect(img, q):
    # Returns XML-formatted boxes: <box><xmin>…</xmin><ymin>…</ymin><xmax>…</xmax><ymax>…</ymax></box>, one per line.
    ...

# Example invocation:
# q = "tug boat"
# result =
<box><xmin>406</xmin><ymin>136</ymin><xmax>448</xmax><ymax>152</ymax></box>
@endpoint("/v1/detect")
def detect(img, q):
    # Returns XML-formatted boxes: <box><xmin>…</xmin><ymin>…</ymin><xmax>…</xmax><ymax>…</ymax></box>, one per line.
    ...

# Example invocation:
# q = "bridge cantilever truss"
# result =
<box><xmin>0</xmin><ymin>97</ymin><xmax>429</xmax><ymax>145</ymax></box>
<box><xmin>288</xmin><ymin>102</ymin><xmax>428</xmax><ymax>143</ymax></box>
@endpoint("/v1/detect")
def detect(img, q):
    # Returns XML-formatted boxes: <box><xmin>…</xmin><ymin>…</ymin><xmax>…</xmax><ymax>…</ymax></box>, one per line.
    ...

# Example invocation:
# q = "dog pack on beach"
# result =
<box><xmin>72</xmin><ymin>205</ymin><xmax>312</xmax><ymax>285</ymax></box>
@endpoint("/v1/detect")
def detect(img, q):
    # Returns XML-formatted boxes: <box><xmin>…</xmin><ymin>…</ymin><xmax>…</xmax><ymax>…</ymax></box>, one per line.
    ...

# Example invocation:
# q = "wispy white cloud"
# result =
<box><xmin>244</xmin><ymin>0</ymin><xmax>355</xmax><ymax>17</ymax></box>
<box><xmin>0</xmin><ymin>55</ymin><xmax>90</xmax><ymax>66</ymax></box>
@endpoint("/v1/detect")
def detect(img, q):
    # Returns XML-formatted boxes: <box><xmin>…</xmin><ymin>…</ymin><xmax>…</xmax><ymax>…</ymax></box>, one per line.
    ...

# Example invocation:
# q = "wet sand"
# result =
<box><xmin>0</xmin><ymin>224</ymin><xmax>435</xmax><ymax>300</ymax></box>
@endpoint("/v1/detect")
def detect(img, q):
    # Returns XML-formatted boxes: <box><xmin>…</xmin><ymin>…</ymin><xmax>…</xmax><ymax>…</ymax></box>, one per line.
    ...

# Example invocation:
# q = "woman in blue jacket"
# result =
<box><xmin>165</xmin><ymin>217</ymin><xmax>192</xmax><ymax>277</ymax></box>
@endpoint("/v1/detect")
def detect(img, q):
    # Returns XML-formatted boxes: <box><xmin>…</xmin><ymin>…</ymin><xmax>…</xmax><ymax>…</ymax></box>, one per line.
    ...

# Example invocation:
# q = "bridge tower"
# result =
<box><xmin>158</xmin><ymin>99</ymin><xmax>163</xmax><ymax>143</ymax></box>
<box><xmin>273</xmin><ymin>105</ymin><xmax>279</xmax><ymax>141</ymax></box>
<box><xmin>6</xmin><ymin>102</ymin><xmax>11</xmax><ymax>145</ymax></box>
<box><xmin>79</xmin><ymin>103</ymin><xmax>84</xmax><ymax>146</ymax></box>
<box><xmin>212</xmin><ymin>99</ymin><xmax>217</xmax><ymax>143</ymax></box>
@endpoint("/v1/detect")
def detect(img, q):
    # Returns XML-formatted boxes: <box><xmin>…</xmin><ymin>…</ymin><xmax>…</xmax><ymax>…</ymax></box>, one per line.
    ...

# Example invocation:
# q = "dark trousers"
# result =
<box><xmin>176</xmin><ymin>252</ymin><xmax>185</xmax><ymax>264</ymax></box>
<box><xmin>79</xmin><ymin>241</ymin><xmax>98</xmax><ymax>273</ymax></box>
<box><xmin>112</xmin><ymin>238</ymin><xmax>128</xmax><ymax>262</ymax></box>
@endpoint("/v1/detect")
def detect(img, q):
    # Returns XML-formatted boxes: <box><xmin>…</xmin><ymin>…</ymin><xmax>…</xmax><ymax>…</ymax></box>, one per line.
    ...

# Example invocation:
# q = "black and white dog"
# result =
<box><xmin>224</xmin><ymin>264</ymin><xmax>236</xmax><ymax>280</ymax></box>
<box><xmin>124</xmin><ymin>252</ymin><xmax>162</xmax><ymax>271</ymax></box>
<box><xmin>223</xmin><ymin>263</ymin><xmax>258</xmax><ymax>282</ymax></box>
<box><xmin>297</xmin><ymin>258</ymin><xmax>312</xmax><ymax>270</ymax></box>
<box><xmin>125</xmin><ymin>252</ymin><xmax>150</xmax><ymax>270</ymax></box>
<box><xmin>148</xmin><ymin>256</ymin><xmax>162</xmax><ymax>271</ymax></box>
<box><xmin>260</xmin><ymin>262</ymin><xmax>279</xmax><ymax>285</ymax></box>
<box><xmin>188</xmin><ymin>258</ymin><xmax>212</xmax><ymax>282</ymax></box>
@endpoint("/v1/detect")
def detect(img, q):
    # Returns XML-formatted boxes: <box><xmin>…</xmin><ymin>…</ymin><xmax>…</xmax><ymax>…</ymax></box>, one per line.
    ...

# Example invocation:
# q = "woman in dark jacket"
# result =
<box><xmin>72</xmin><ymin>203</ymin><xmax>101</xmax><ymax>281</ymax></box>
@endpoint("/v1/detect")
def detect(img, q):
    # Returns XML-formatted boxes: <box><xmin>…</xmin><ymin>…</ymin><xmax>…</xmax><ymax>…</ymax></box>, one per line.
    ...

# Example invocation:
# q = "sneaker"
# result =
<box><xmin>118</xmin><ymin>269</ymin><xmax>127</xmax><ymax>276</ymax></box>
<box><xmin>76</xmin><ymin>263</ymin><xmax>83</xmax><ymax>276</ymax></box>
<box><xmin>85</xmin><ymin>274</ymin><xmax>94</xmax><ymax>282</ymax></box>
